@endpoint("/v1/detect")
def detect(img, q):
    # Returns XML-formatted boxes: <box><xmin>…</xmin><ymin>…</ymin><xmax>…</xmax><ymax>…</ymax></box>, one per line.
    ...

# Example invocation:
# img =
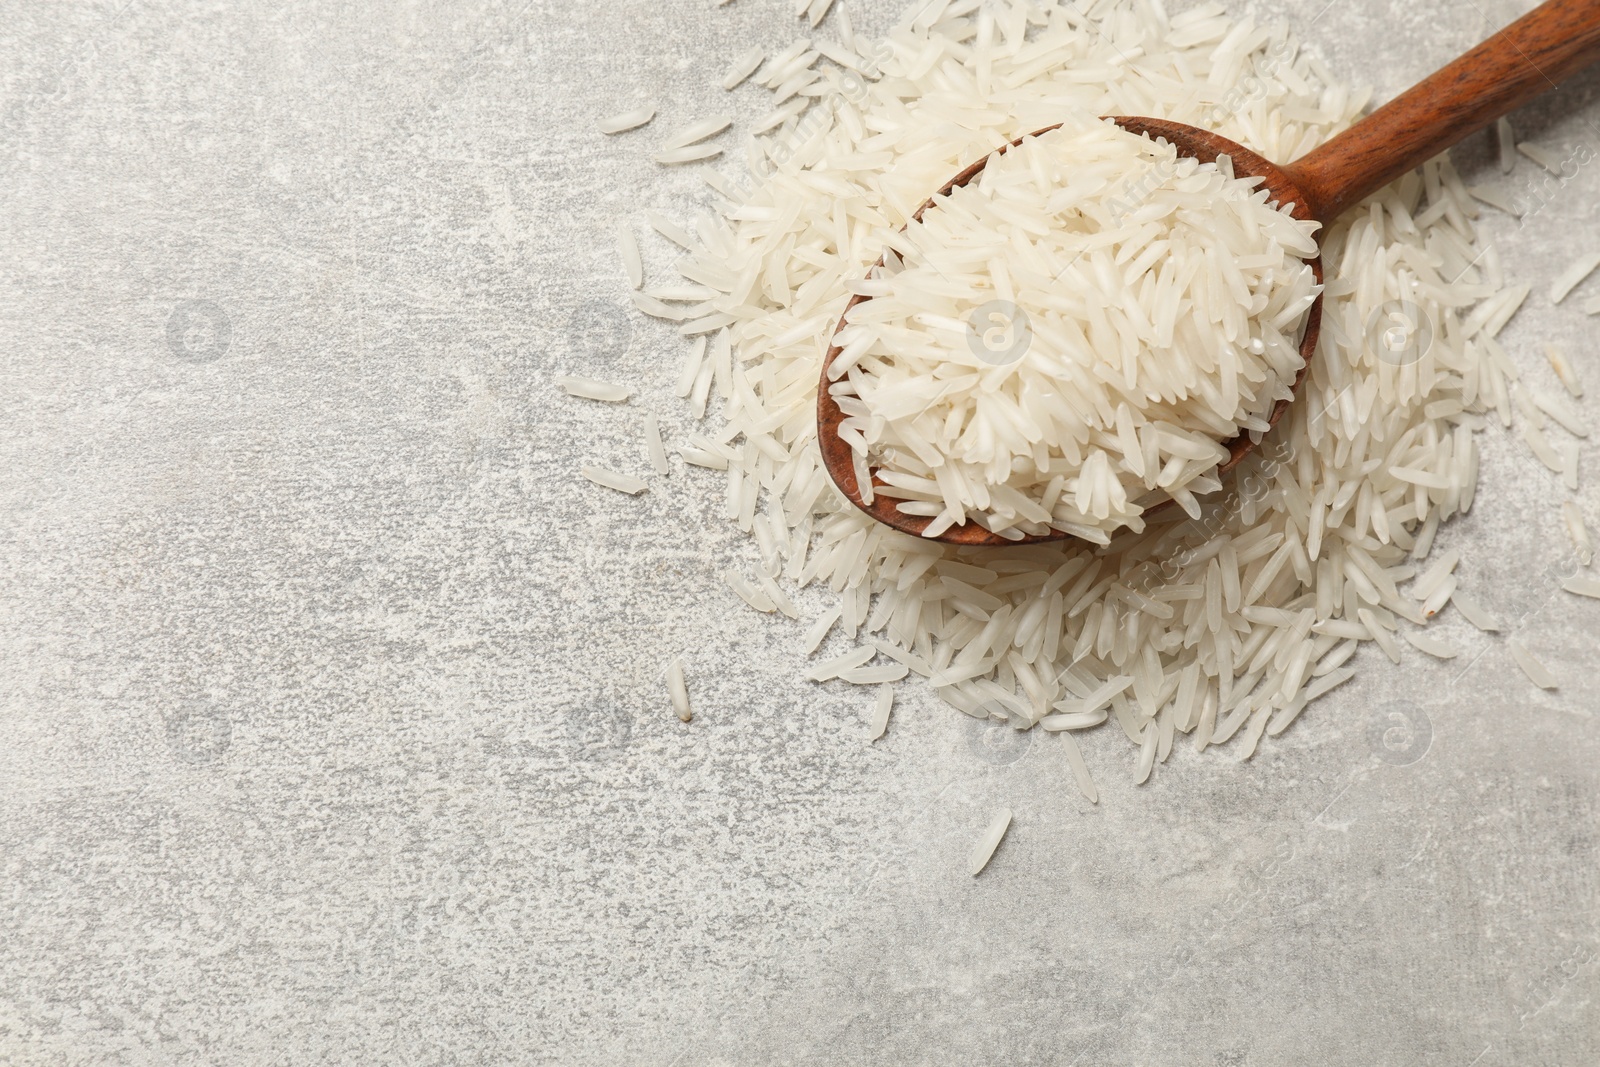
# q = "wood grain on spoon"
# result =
<box><xmin>818</xmin><ymin>0</ymin><xmax>1600</xmax><ymax>547</ymax></box>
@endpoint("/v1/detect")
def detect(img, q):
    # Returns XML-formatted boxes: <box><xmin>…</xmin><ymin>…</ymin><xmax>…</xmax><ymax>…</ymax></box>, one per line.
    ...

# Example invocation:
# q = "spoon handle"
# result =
<box><xmin>1286</xmin><ymin>0</ymin><xmax>1600</xmax><ymax>221</ymax></box>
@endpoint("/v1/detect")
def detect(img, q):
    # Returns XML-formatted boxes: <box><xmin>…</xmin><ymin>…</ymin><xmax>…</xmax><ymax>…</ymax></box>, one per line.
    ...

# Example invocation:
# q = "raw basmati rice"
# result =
<box><xmin>655</xmin><ymin>144</ymin><xmax>725</xmax><ymax>166</ymax></box>
<box><xmin>1403</xmin><ymin>631</ymin><xmax>1459</xmax><ymax>659</ymax></box>
<box><xmin>1545</xmin><ymin>343</ymin><xmax>1582</xmax><ymax>397</ymax></box>
<box><xmin>802</xmin><ymin>606</ymin><xmax>841</xmax><ymax>653</ymax></box>
<box><xmin>560</xmin><ymin>375</ymin><xmax>631</xmax><ymax>403</ymax></box>
<box><xmin>1413</xmin><ymin>548</ymin><xmax>1459</xmax><ymax>602</ymax></box>
<box><xmin>1550</xmin><ymin>252</ymin><xmax>1600</xmax><ymax>304</ymax></box>
<box><xmin>647</xmin><ymin>210</ymin><xmax>697</xmax><ymax>249</ymax></box>
<box><xmin>1059</xmin><ymin>732</ymin><xmax>1099</xmax><ymax>803</ymax></box>
<box><xmin>680</xmin><ymin>446</ymin><xmax>728</xmax><ymax>470</ymax></box>
<box><xmin>869</xmin><ymin>682</ymin><xmax>894</xmax><ymax>739</ymax></box>
<box><xmin>832</xmin><ymin>119</ymin><xmax>1319</xmax><ymax>540</ymax></box>
<box><xmin>1135</xmin><ymin>719</ymin><xmax>1158</xmax><ymax>782</ymax></box>
<box><xmin>722</xmin><ymin>46</ymin><xmax>766</xmax><ymax>91</ymax></box>
<box><xmin>624</xmin><ymin>0</ymin><xmax>1545</xmax><ymax>776</ymax></box>
<box><xmin>668</xmin><ymin>658</ymin><xmax>692</xmax><ymax>721</ymax></box>
<box><xmin>1563</xmin><ymin>575</ymin><xmax>1600</xmax><ymax>599</ymax></box>
<box><xmin>1496</xmin><ymin>118</ymin><xmax>1515</xmax><ymax>172</ymax></box>
<box><xmin>598</xmin><ymin>106</ymin><xmax>655</xmax><ymax>135</ymax></box>
<box><xmin>1509</xmin><ymin>639</ymin><xmax>1558</xmax><ymax>690</ymax></box>
<box><xmin>1534</xmin><ymin>394</ymin><xmax>1590</xmax><ymax>440</ymax></box>
<box><xmin>839</xmin><ymin>663</ymin><xmax>907</xmax><ymax>684</ymax></box>
<box><xmin>633</xmin><ymin>291</ymin><xmax>686</xmax><ymax>322</ymax></box>
<box><xmin>726</xmin><ymin>570</ymin><xmax>776</xmax><ymax>613</ymax></box>
<box><xmin>582</xmin><ymin>466</ymin><xmax>648</xmax><ymax>495</ymax></box>
<box><xmin>1468</xmin><ymin>185</ymin><xmax>1518</xmax><ymax>215</ymax></box>
<box><xmin>969</xmin><ymin>808</ymin><xmax>1012</xmax><ymax>876</ymax></box>
<box><xmin>1450</xmin><ymin>589</ymin><xmax>1501</xmax><ymax>631</ymax></box>
<box><xmin>662</xmin><ymin>117</ymin><xmax>733</xmax><ymax>151</ymax></box>
<box><xmin>807</xmin><ymin>644</ymin><xmax>875</xmax><ymax>681</ymax></box>
<box><xmin>644</xmin><ymin>412</ymin><xmax>670</xmax><ymax>475</ymax></box>
<box><xmin>806</xmin><ymin>0</ymin><xmax>838</xmax><ymax>29</ymax></box>
<box><xmin>1562</xmin><ymin>500</ymin><xmax>1593</xmax><ymax>565</ymax></box>
<box><xmin>617</xmin><ymin>219</ymin><xmax>643</xmax><ymax>289</ymax></box>
<box><xmin>1516</xmin><ymin>141</ymin><xmax>1564</xmax><ymax>175</ymax></box>
<box><xmin>1040</xmin><ymin>709</ymin><xmax>1110</xmax><ymax>731</ymax></box>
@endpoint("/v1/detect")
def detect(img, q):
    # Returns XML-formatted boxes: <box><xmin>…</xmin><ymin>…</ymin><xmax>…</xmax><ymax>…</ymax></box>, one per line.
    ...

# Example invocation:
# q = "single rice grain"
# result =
<box><xmin>559</xmin><ymin>375</ymin><xmax>631</xmax><ymax>403</ymax></box>
<box><xmin>1060</xmin><ymin>732</ymin><xmax>1099</xmax><ymax>804</ymax></box>
<box><xmin>969</xmin><ymin>808</ymin><xmax>1013</xmax><ymax>876</ymax></box>
<box><xmin>1509</xmin><ymin>640</ymin><xmax>1558</xmax><ymax>690</ymax></box>
<box><xmin>869</xmin><ymin>683</ymin><xmax>894</xmax><ymax>740</ymax></box>
<box><xmin>1549</xmin><ymin>251</ymin><xmax>1600</xmax><ymax>304</ymax></box>
<box><xmin>598</xmin><ymin>106</ymin><xmax>655</xmax><ymax>134</ymax></box>
<box><xmin>581</xmin><ymin>466</ymin><xmax>648</xmax><ymax>495</ymax></box>
<box><xmin>668</xmin><ymin>659</ymin><xmax>692</xmax><ymax>721</ymax></box>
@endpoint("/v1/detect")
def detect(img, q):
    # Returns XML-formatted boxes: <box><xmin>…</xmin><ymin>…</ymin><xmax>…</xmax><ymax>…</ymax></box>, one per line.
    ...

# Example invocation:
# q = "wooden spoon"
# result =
<box><xmin>818</xmin><ymin>0</ymin><xmax>1600</xmax><ymax>547</ymax></box>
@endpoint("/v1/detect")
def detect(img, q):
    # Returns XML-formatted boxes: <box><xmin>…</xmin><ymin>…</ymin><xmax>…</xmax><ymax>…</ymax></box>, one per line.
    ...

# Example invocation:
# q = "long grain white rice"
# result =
<box><xmin>627</xmin><ymin>0</ymin><xmax>1533</xmax><ymax>775</ymax></box>
<box><xmin>662</xmin><ymin>117</ymin><xmax>733</xmax><ymax>151</ymax></box>
<box><xmin>655</xmin><ymin>144</ymin><xmax>725</xmax><ymax>165</ymax></box>
<box><xmin>840</xmin><ymin>662</ymin><xmax>907</xmax><ymax>684</ymax></box>
<box><xmin>1467</xmin><ymin>185</ymin><xmax>1518</xmax><ymax>215</ymax></box>
<box><xmin>668</xmin><ymin>658</ymin><xmax>692</xmax><ymax>721</ymax></box>
<box><xmin>1534</xmin><ymin>392</ymin><xmax>1589</xmax><ymax>438</ymax></box>
<box><xmin>1359</xmin><ymin>608</ymin><xmax>1401</xmax><ymax>663</ymax></box>
<box><xmin>1450</xmin><ymin>589</ymin><xmax>1501</xmax><ymax>631</ymax></box>
<box><xmin>808</xmin><ymin>644</ymin><xmax>875</xmax><ymax>681</ymax></box>
<box><xmin>1421</xmin><ymin>576</ymin><xmax>1456</xmax><ymax>620</ymax></box>
<box><xmin>969</xmin><ymin>808</ymin><xmax>1012</xmax><ymax>876</ymax></box>
<box><xmin>806</xmin><ymin>0</ymin><xmax>837</xmax><ymax>28</ymax></box>
<box><xmin>647</xmin><ymin>210</ymin><xmax>697</xmax><ymax>249</ymax></box>
<box><xmin>1550</xmin><ymin>252</ymin><xmax>1600</xmax><ymax>304</ymax></box>
<box><xmin>581</xmin><ymin>466</ymin><xmax>648</xmax><ymax>495</ymax></box>
<box><xmin>726</xmin><ymin>570</ymin><xmax>776</xmax><ymax>613</ymax></box>
<box><xmin>1059</xmin><ymin>732</ymin><xmax>1099</xmax><ymax>803</ymax></box>
<box><xmin>1413</xmin><ymin>548</ymin><xmax>1459</xmax><ymax>601</ymax></box>
<box><xmin>632</xmin><ymin>291</ymin><xmax>686</xmax><ymax>322</ymax></box>
<box><xmin>1134</xmin><ymin>718</ymin><xmax>1158</xmax><ymax>782</ymax></box>
<box><xmin>1495</xmin><ymin>118</ymin><xmax>1515</xmax><ymax>172</ymax></box>
<box><xmin>1545</xmin><ymin>343</ymin><xmax>1582</xmax><ymax>397</ymax></box>
<box><xmin>722</xmin><ymin>46</ymin><xmax>766</xmax><ymax>90</ymax></box>
<box><xmin>679</xmin><ymin>446</ymin><xmax>728</xmax><ymax>470</ymax></box>
<box><xmin>617</xmin><ymin>219</ymin><xmax>643</xmax><ymax>288</ymax></box>
<box><xmin>1312</xmin><ymin>639</ymin><xmax>1357</xmax><ymax>677</ymax></box>
<box><xmin>1562</xmin><ymin>575</ymin><xmax>1600</xmax><ymax>599</ymax></box>
<box><xmin>1040</xmin><ymin>709</ymin><xmax>1110</xmax><ymax>731</ymax></box>
<box><xmin>1562</xmin><ymin>500</ymin><xmax>1593</xmax><ymax>565</ymax></box>
<box><xmin>802</xmin><ymin>606</ymin><xmax>842</xmax><ymax>653</ymax></box>
<box><xmin>1303</xmin><ymin>666</ymin><xmax>1356</xmax><ymax>703</ymax></box>
<box><xmin>598</xmin><ymin>106</ymin><xmax>655</xmax><ymax>135</ymax></box>
<box><xmin>1516</xmin><ymin>141</ymin><xmax>1564</xmax><ymax>175</ymax></box>
<box><xmin>869</xmin><ymin>683</ymin><xmax>894</xmax><ymax>739</ymax></box>
<box><xmin>643</xmin><ymin>413</ymin><xmax>669</xmax><ymax>475</ymax></box>
<box><xmin>559</xmin><ymin>375</ymin><xmax>631</xmax><ymax>403</ymax></box>
<box><xmin>833</xmin><ymin>119</ymin><xmax>1319</xmax><ymax>540</ymax></box>
<box><xmin>1403</xmin><ymin>631</ymin><xmax>1459</xmax><ymax>659</ymax></box>
<box><xmin>1508</xmin><ymin>639</ymin><xmax>1558</xmax><ymax>690</ymax></box>
<box><xmin>1238</xmin><ymin>704</ymin><xmax>1272</xmax><ymax>760</ymax></box>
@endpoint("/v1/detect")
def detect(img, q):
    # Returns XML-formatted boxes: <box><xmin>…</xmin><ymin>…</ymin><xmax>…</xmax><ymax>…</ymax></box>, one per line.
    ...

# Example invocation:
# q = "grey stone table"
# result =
<box><xmin>2</xmin><ymin>0</ymin><xmax>1596</xmax><ymax>1063</ymax></box>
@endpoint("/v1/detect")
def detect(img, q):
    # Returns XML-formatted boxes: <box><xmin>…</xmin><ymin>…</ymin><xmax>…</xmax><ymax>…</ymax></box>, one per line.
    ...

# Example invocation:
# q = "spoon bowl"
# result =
<box><xmin>817</xmin><ymin>117</ymin><xmax>1324</xmax><ymax>546</ymax></box>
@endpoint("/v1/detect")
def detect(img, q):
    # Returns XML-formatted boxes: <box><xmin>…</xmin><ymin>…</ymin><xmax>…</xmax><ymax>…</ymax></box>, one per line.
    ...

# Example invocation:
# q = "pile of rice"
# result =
<box><xmin>603</xmin><ymin>0</ymin><xmax>1574</xmax><ymax>790</ymax></box>
<box><xmin>830</xmin><ymin>117</ymin><xmax>1321</xmax><ymax>540</ymax></box>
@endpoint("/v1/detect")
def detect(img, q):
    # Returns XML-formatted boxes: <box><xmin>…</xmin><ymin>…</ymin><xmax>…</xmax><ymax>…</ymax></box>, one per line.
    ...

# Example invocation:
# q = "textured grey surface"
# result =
<box><xmin>2</xmin><ymin>0</ymin><xmax>1598</xmax><ymax>1064</ymax></box>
